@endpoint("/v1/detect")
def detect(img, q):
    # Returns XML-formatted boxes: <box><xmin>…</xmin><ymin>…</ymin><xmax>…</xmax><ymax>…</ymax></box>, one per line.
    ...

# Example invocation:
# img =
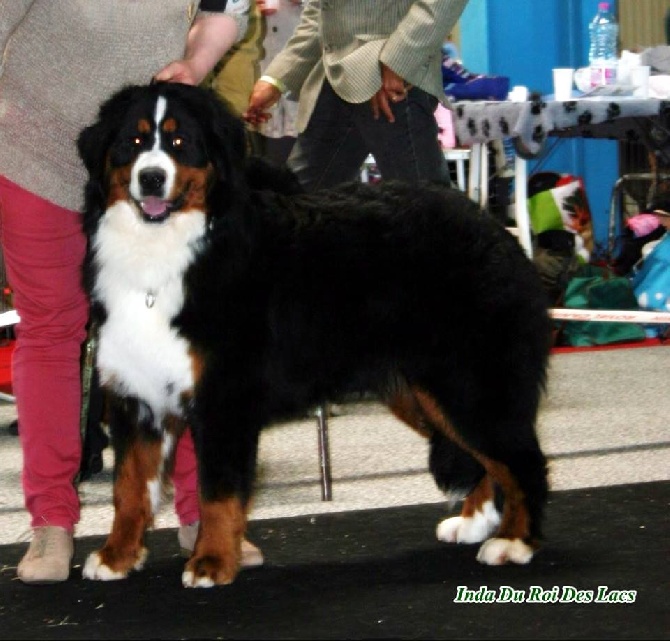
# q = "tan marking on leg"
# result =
<box><xmin>436</xmin><ymin>472</ymin><xmax>500</xmax><ymax>545</ymax></box>
<box><xmin>96</xmin><ymin>437</ymin><xmax>162</xmax><ymax>574</ymax></box>
<box><xmin>461</xmin><ymin>475</ymin><xmax>495</xmax><ymax>518</ymax></box>
<box><xmin>386</xmin><ymin>388</ymin><xmax>433</xmax><ymax>438</ymax></box>
<box><xmin>481</xmin><ymin>459</ymin><xmax>530</xmax><ymax>541</ymax></box>
<box><xmin>183</xmin><ymin>496</ymin><xmax>246</xmax><ymax>586</ymax></box>
<box><xmin>412</xmin><ymin>387</ymin><xmax>531</xmax><ymax>541</ymax></box>
<box><xmin>188</xmin><ymin>346</ymin><xmax>206</xmax><ymax>386</ymax></box>
<box><xmin>160</xmin><ymin>414</ymin><xmax>188</xmax><ymax>479</ymax></box>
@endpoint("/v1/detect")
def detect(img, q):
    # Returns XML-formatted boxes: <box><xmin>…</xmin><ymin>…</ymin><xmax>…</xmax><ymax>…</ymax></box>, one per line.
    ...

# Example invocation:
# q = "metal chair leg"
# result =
<box><xmin>316</xmin><ymin>402</ymin><xmax>333</xmax><ymax>501</ymax></box>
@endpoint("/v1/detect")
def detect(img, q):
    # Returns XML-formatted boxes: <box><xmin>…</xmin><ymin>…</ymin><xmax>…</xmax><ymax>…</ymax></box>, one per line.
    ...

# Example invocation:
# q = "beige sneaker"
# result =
<box><xmin>17</xmin><ymin>526</ymin><xmax>74</xmax><ymax>584</ymax></box>
<box><xmin>178</xmin><ymin>522</ymin><xmax>264</xmax><ymax>568</ymax></box>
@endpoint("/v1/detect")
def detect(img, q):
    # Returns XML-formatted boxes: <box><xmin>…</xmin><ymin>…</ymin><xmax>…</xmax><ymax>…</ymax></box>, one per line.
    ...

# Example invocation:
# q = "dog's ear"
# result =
<box><xmin>77</xmin><ymin>85</ymin><xmax>142</xmax><ymax>181</ymax></box>
<box><xmin>78</xmin><ymin>85</ymin><xmax>145</xmax><ymax>236</ymax></box>
<box><xmin>77</xmin><ymin>120</ymin><xmax>112</xmax><ymax>185</ymax></box>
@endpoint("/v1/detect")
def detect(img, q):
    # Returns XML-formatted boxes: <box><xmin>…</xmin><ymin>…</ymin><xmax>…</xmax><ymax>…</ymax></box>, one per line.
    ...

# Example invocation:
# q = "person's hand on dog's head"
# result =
<box><xmin>155</xmin><ymin>12</ymin><xmax>242</xmax><ymax>87</ymax></box>
<box><xmin>153</xmin><ymin>60</ymin><xmax>200</xmax><ymax>86</ymax></box>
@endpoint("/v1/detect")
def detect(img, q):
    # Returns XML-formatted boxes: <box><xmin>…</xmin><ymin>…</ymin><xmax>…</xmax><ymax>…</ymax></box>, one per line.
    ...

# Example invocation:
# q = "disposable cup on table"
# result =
<box><xmin>631</xmin><ymin>66</ymin><xmax>650</xmax><ymax>99</ymax></box>
<box><xmin>552</xmin><ymin>68</ymin><xmax>574</xmax><ymax>101</ymax></box>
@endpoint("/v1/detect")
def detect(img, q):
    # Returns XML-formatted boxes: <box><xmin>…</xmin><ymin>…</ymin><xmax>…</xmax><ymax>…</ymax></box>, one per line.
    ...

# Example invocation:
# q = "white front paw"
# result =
<box><xmin>82</xmin><ymin>548</ymin><xmax>147</xmax><ymax>581</ymax></box>
<box><xmin>82</xmin><ymin>552</ymin><xmax>127</xmax><ymax>581</ymax></box>
<box><xmin>182</xmin><ymin>569</ymin><xmax>215</xmax><ymax>589</ymax></box>
<box><xmin>476</xmin><ymin>538</ymin><xmax>534</xmax><ymax>565</ymax></box>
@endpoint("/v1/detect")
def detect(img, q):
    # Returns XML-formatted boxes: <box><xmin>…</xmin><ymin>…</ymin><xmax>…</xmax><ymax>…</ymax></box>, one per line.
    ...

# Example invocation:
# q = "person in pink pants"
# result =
<box><xmin>0</xmin><ymin>0</ymin><xmax>261</xmax><ymax>584</ymax></box>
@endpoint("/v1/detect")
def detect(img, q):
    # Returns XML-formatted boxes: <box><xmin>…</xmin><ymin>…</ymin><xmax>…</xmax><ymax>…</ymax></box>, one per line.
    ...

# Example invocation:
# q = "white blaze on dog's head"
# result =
<box><xmin>98</xmin><ymin>86</ymin><xmax>216</xmax><ymax>223</ymax></box>
<box><xmin>94</xmin><ymin>89</ymin><xmax>211</xmax><ymax>300</ymax></box>
<box><xmin>128</xmin><ymin>96</ymin><xmax>179</xmax><ymax>220</ymax></box>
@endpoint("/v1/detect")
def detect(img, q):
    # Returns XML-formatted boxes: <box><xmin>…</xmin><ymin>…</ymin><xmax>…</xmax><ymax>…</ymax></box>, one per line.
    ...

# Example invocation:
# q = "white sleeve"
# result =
<box><xmin>198</xmin><ymin>0</ymin><xmax>250</xmax><ymax>43</ymax></box>
<box><xmin>224</xmin><ymin>0</ymin><xmax>250</xmax><ymax>40</ymax></box>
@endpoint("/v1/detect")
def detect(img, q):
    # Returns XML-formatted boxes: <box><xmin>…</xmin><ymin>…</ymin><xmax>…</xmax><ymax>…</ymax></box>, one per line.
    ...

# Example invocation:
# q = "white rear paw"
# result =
<box><xmin>82</xmin><ymin>548</ymin><xmax>147</xmax><ymax>581</ymax></box>
<box><xmin>476</xmin><ymin>538</ymin><xmax>534</xmax><ymax>565</ymax></box>
<box><xmin>436</xmin><ymin>500</ymin><xmax>500</xmax><ymax>544</ymax></box>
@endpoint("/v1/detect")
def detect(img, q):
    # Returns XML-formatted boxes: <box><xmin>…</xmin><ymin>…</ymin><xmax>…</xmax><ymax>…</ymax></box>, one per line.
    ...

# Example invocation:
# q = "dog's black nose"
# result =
<box><xmin>139</xmin><ymin>168</ymin><xmax>167</xmax><ymax>195</ymax></box>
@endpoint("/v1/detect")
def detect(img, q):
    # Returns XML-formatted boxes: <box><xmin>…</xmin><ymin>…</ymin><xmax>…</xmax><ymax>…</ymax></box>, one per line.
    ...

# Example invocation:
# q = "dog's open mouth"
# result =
<box><xmin>137</xmin><ymin>196</ymin><xmax>172</xmax><ymax>223</ymax></box>
<box><xmin>134</xmin><ymin>193</ymin><xmax>188</xmax><ymax>223</ymax></box>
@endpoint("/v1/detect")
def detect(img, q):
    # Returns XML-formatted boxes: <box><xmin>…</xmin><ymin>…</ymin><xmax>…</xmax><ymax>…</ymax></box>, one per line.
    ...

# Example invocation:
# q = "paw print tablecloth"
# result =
<box><xmin>452</xmin><ymin>96</ymin><xmax>669</xmax><ymax>158</ymax></box>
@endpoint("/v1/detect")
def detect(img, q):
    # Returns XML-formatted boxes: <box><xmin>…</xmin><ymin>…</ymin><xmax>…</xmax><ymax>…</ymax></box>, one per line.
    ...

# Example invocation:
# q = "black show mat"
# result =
<box><xmin>0</xmin><ymin>481</ymin><xmax>667</xmax><ymax>640</ymax></box>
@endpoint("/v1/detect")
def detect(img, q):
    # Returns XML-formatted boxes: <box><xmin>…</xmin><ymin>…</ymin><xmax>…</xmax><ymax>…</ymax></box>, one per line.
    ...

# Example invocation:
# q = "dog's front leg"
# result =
<box><xmin>83</xmin><ymin>399</ymin><xmax>162</xmax><ymax>581</ymax></box>
<box><xmin>182</xmin><ymin>403</ymin><xmax>260</xmax><ymax>588</ymax></box>
<box><xmin>182</xmin><ymin>496</ymin><xmax>247</xmax><ymax>588</ymax></box>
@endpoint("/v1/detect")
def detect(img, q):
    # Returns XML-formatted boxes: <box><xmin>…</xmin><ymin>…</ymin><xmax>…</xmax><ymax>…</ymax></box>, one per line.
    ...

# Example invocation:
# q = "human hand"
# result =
<box><xmin>243</xmin><ymin>80</ymin><xmax>282</xmax><ymax>126</ymax></box>
<box><xmin>371</xmin><ymin>63</ymin><xmax>411</xmax><ymax>122</ymax></box>
<box><xmin>153</xmin><ymin>60</ymin><xmax>201</xmax><ymax>86</ymax></box>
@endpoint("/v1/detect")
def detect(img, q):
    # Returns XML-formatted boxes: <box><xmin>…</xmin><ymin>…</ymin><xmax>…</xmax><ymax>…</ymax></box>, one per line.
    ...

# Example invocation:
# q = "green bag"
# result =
<box><xmin>527</xmin><ymin>173</ymin><xmax>594</xmax><ymax>262</ymax></box>
<box><xmin>560</xmin><ymin>266</ymin><xmax>646</xmax><ymax>347</ymax></box>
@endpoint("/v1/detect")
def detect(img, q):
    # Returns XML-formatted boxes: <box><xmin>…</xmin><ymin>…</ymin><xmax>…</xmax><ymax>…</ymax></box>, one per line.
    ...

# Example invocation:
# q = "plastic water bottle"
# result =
<box><xmin>588</xmin><ymin>2</ymin><xmax>619</xmax><ymax>87</ymax></box>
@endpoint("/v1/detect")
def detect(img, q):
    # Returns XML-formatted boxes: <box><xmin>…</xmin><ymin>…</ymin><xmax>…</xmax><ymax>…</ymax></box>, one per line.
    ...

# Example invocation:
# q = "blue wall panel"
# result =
<box><xmin>459</xmin><ymin>0</ymin><xmax>620</xmax><ymax>254</ymax></box>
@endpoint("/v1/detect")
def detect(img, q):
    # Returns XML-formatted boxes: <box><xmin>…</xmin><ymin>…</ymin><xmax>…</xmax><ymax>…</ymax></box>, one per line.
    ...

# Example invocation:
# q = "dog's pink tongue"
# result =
<box><xmin>141</xmin><ymin>196</ymin><xmax>168</xmax><ymax>217</ymax></box>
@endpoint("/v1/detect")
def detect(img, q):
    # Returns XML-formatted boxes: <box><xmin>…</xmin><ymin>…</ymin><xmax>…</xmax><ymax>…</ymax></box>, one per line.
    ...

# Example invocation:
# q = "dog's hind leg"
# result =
<box><xmin>410</xmin><ymin>387</ymin><xmax>548</xmax><ymax>566</ymax></box>
<box><xmin>83</xmin><ymin>398</ymin><xmax>167</xmax><ymax>581</ymax></box>
<box><xmin>388</xmin><ymin>389</ymin><xmax>485</xmax><ymax>495</ymax></box>
<box><xmin>388</xmin><ymin>392</ymin><xmax>499</xmax><ymax>545</ymax></box>
<box><xmin>435</xmin><ymin>473</ymin><xmax>501</xmax><ymax>544</ymax></box>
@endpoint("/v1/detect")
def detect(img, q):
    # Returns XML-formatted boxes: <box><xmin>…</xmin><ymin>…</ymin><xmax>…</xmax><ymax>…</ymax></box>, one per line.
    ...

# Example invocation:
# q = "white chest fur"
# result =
<box><xmin>93</xmin><ymin>201</ymin><xmax>207</xmax><ymax>426</ymax></box>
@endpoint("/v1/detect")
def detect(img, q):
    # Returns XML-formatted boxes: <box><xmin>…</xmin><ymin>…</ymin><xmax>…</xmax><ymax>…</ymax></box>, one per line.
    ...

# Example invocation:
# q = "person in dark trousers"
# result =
<box><xmin>245</xmin><ymin>0</ymin><xmax>469</xmax><ymax>191</ymax></box>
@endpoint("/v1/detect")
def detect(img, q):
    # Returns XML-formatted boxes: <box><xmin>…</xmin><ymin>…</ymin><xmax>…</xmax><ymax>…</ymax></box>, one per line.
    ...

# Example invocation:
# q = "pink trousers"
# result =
<box><xmin>0</xmin><ymin>176</ymin><xmax>199</xmax><ymax>531</ymax></box>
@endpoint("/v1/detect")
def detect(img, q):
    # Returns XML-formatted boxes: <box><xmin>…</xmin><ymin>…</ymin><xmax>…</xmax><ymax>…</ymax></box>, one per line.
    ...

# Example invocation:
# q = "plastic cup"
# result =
<box><xmin>552</xmin><ymin>68</ymin><xmax>574</xmax><ymax>101</ymax></box>
<box><xmin>261</xmin><ymin>0</ymin><xmax>279</xmax><ymax>14</ymax></box>
<box><xmin>508</xmin><ymin>85</ymin><xmax>529</xmax><ymax>102</ymax></box>
<box><xmin>573</xmin><ymin>67</ymin><xmax>591</xmax><ymax>93</ymax></box>
<box><xmin>631</xmin><ymin>66</ymin><xmax>650</xmax><ymax>99</ymax></box>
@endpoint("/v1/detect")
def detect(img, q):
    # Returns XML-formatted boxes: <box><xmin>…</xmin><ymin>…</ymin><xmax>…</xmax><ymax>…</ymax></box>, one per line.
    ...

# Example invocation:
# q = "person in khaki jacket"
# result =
<box><xmin>245</xmin><ymin>0</ymin><xmax>469</xmax><ymax>190</ymax></box>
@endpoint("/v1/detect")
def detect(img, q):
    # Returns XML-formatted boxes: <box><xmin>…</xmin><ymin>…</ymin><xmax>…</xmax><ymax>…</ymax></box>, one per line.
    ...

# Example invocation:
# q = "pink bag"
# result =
<box><xmin>434</xmin><ymin>104</ymin><xmax>456</xmax><ymax>149</ymax></box>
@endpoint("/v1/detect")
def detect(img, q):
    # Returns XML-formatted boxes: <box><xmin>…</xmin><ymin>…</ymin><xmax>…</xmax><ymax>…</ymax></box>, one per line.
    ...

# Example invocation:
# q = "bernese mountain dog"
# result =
<box><xmin>77</xmin><ymin>82</ymin><xmax>551</xmax><ymax>588</ymax></box>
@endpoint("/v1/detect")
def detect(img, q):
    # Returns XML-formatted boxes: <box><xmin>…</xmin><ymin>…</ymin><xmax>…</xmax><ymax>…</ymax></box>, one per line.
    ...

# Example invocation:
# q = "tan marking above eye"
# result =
<box><xmin>137</xmin><ymin>119</ymin><xmax>152</xmax><ymax>134</ymax></box>
<box><xmin>163</xmin><ymin>117</ymin><xmax>178</xmax><ymax>133</ymax></box>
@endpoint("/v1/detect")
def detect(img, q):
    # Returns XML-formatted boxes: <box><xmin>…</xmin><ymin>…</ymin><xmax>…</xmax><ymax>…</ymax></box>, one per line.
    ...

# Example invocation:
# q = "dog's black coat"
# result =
<box><xmin>78</xmin><ymin>82</ymin><xmax>551</xmax><ymax>584</ymax></box>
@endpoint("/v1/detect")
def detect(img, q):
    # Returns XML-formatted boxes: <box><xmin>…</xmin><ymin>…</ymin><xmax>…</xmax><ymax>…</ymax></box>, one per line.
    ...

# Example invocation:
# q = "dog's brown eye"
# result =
<box><xmin>172</xmin><ymin>137</ymin><xmax>184</xmax><ymax>148</ymax></box>
<box><xmin>132</xmin><ymin>136</ymin><xmax>143</xmax><ymax>147</ymax></box>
